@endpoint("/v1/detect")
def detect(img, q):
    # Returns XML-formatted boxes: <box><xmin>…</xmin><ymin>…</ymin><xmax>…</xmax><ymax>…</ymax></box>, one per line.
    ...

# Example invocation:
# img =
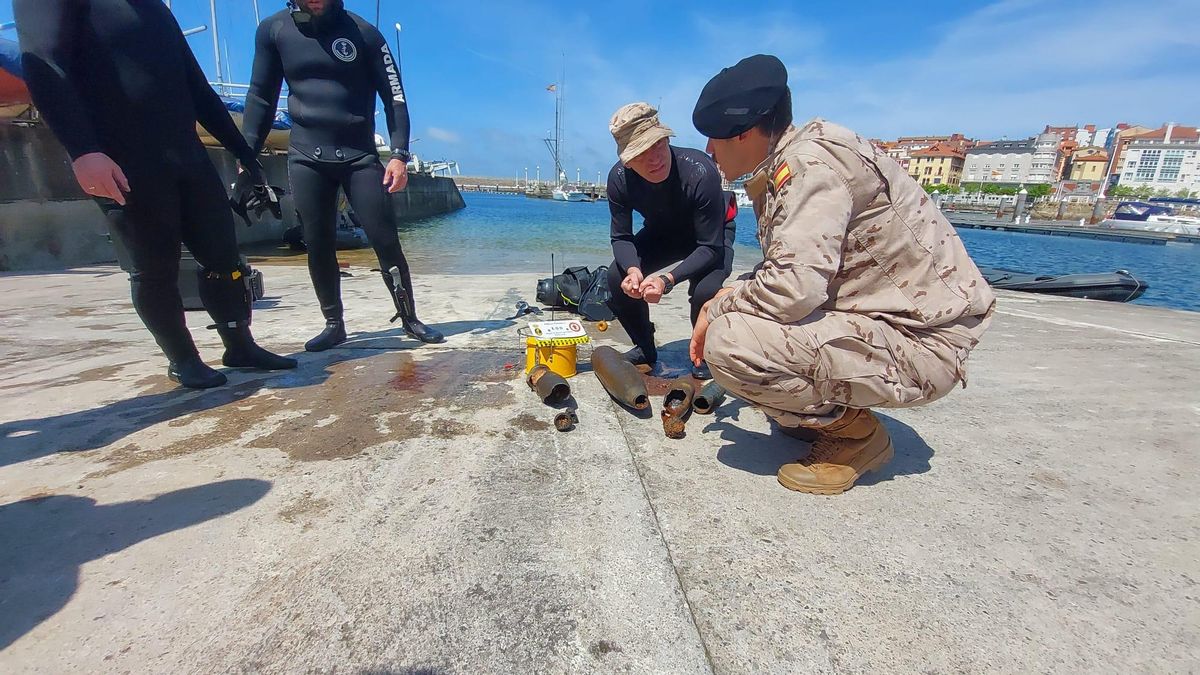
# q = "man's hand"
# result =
<box><xmin>689</xmin><ymin>287</ymin><xmax>733</xmax><ymax>366</ymax></box>
<box><xmin>72</xmin><ymin>153</ymin><xmax>130</xmax><ymax>205</ymax></box>
<box><xmin>621</xmin><ymin>267</ymin><xmax>645</xmax><ymax>299</ymax></box>
<box><xmin>239</xmin><ymin>158</ymin><xmax>267</xmax><ymax>187</ymax></box>
<box><xmin>639</xmin><ymin>274</ymin><xmax>668</xmax><ymax>304</ymax></box>
<box><xmin>383</xmin><ymin>158</ymin><xmax>409</xmax><ymax>193</ymax></box>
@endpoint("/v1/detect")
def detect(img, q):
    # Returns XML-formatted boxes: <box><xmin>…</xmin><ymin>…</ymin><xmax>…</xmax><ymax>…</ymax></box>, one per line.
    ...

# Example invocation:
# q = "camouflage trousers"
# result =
<box><xmin>704</xmin><ymin>310</ymin><xmax>983</xmax><ymax>428</ymax></box>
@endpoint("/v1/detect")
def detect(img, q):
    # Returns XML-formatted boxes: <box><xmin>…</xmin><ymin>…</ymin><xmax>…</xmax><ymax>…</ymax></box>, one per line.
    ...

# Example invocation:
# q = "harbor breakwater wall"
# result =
<box><xmin>0</xmin><ymin>123</ymin><xmax>464</xmax><ymax>271</ymax></box>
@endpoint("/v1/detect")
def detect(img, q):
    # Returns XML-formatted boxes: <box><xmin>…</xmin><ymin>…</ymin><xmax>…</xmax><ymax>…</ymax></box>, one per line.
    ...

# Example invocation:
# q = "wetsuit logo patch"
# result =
<box><xmin>332</xmin><ymin>38</ymin><xmax>357</xmax><ymax>62</ymax></box>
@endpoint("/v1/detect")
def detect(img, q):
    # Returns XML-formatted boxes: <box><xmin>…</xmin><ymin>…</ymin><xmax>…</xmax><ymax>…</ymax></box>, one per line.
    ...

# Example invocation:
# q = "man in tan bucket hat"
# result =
<box><xmin>605</xmin><ymin>102</ymin><xmax>736</xmax><ymax>380</ymax></box>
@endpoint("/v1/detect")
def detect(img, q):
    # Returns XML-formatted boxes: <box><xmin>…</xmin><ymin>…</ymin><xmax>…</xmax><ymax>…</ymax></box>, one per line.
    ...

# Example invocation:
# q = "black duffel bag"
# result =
<box><xmin>535</xmin><ymin>265</ymin><xmax>615</xmax><ymax>321</ymax></box>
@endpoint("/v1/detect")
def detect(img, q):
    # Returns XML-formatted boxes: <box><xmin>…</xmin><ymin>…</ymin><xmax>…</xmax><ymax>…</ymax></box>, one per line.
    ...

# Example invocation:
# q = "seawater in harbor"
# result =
<box><xmin>301</xmin><ymin>192</ymin><xmax>1199</xmax><ymax>313</ymax></box>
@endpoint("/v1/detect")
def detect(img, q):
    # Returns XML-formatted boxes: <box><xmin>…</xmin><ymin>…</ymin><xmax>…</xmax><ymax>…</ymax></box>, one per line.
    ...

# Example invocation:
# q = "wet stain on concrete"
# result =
<box><xmin>589</xmin><ymin>640</ymin><xmax>623</xmax><ymax>658</ymax></box>
<box><xmin>86</xmin><ymin>443</ymin><xmax>189</xmax><ymax>479</ymax></box>
<box><xmin>509</xmin><ymin>413</ymin><xmax>552</xmax><ymax>432</ymax></box>
<box><xmin>642</xmin><ymin>372</ymin><xmax>700</xmax><ymax>398</ymax></box>
<box><xmin>642</xmin><ymin>374</ymin><xmax>674</xmax><ymax>398</ymax></box>
<box><xmin>89</xmin><ymin>350</ymin><xmax>522</xmax><ymax>475</ymax></box>
<box><xmin>56</xmin><ymin>306</ymin><xmax>110</xmax><ymax>318</ymax></box>
<box><xmin>0</xmin><ymin>362</ymin><xmax>140</xmax><ymax>392</ymax></box>
<box><xmin>138</xmin><ymin>375</ymin><xmax>185</xmax><ymax>396</ymax></box>
<box><xmin>279</xmin><ymin>492</ymin><xmax>333</xmax><ymax>530</ymax></box>
<box><xmin>429</xmin><ymin>419</ymin><xmax>475</xmax><ymax>440</ymax></box>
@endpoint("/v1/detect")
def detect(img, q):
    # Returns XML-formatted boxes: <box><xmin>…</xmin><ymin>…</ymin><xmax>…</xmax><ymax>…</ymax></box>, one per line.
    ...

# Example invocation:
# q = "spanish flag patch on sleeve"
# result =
<box><xmin>771</xmin><ymin>161</ymin><xmax>794</xmax><ymax>192</ymax></box>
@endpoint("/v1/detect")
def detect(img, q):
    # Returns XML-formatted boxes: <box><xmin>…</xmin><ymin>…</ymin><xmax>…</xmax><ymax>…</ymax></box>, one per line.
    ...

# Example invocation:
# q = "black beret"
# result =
<box><xmin>692</xmin><ymin>54</ymin><xmax>788</xmax><ymax>139</ymax></box>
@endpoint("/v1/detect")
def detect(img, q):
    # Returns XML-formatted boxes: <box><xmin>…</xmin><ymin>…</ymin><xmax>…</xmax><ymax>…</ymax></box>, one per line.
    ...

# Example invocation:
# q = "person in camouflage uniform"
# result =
<box><xmin>690</xmin><ymin>55</ymin><xmax>995</xmax><ymax>495</ymax></box>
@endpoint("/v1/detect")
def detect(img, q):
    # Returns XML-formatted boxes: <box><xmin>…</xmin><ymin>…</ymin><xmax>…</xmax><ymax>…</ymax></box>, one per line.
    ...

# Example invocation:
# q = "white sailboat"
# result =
<box><xmin>543</xmin><ymin>69</ymin><xmax>594</xmax><ymax>203</ymax></box>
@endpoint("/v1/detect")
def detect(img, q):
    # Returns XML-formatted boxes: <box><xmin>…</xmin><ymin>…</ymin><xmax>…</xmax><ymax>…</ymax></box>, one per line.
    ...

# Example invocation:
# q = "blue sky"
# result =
<box><xmin>3</xmin><ymin>0</ymin><xmax>1198</xmax><ymax>179</ymax></box>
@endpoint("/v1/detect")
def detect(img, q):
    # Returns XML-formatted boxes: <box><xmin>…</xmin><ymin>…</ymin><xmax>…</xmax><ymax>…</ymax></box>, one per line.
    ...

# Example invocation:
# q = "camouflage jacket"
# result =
<box><xmin>712</xmin><ymin>119</ymin><xmax>995</xmax><ymax>342</ymax></box>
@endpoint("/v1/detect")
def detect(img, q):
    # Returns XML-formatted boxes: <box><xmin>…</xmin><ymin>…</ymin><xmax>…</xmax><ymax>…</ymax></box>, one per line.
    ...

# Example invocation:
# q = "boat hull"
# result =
<box><xmin>980</xmin><ymin>267</ymin><xmax>1147</xmax><ymax>303</ymax></box>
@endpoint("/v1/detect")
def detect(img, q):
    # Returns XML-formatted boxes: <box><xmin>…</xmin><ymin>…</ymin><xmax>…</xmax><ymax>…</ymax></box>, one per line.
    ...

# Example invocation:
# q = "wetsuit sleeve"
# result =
<box><xmin>607</xmin><ymin>167</ymin><xmax>640</xmax><ymax>272</ymax></box>
<box><xmin>667</xmin><ymin>164</ymin><xmax>724</xmax><ymax>282</ymax></box>
<box><xmin>13</xmin><ymin>0</ymin><xmax>102</xmax><ymax>160</ymax></box>
<box><xmin>241</xmin><ymin>19</ymin><xmax>285</xmax><ymax>157</ymax></box>
<box><xmin>184</xmin><ymin>38</ymin><xmax>255</xmax><ymax>165</ymax></box>
<box><xmin>364</xmin><ymin>26</ymin><xmax>410</xmax><ymax>154</ymax></box>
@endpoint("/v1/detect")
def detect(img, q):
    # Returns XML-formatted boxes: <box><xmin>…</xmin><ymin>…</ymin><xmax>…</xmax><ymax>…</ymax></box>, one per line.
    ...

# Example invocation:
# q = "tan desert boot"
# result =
<box><xmin>777</xmin><ymin>408</ymin><xmax>894</xmax><ymax>495</ymax></box>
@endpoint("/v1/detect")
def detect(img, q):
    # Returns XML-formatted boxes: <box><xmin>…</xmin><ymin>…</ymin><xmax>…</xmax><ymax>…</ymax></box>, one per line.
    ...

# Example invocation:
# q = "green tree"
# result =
<box><xmin>1025</xmin><ymin>184</ymin><xmax>1052</xmax><ymax>199</ymax></box>
<box><xmin>922</xmin><ymin>183</ymin><xmax>959</xmax><ymax>194</ymax></box>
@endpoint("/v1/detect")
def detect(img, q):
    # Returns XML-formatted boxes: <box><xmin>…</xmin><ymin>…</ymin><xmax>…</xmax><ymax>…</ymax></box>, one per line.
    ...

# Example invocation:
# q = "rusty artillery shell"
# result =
<box><xmin>661</xmin><ymin>377</ymin><xmax>695</xmax><ymax>439</ymax></box>
<box><xmin>692</xmin><ymin>381</ymin><xmax>727</xmax><ymax>415</ymax></box>
<box><xmin>527</xmin><ymin>365</ymin><xmax>571</xmax><ymax>406</ymax></box>
<box><xmin>591</xmin><ymin>346</ymin><xmax>649</xmax><ymax>411</ymax></box>
<box><xmin>554</xmin><ymin>410</ymin><xmax>577</xmax><ymax>432</ymax></box>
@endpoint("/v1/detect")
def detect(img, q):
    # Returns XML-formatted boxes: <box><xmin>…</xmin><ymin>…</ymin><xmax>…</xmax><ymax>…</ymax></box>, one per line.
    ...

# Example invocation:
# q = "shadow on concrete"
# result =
<box><xmin>430</xmin><ymin>320</ymin><xmax>515</xmax><ymax>338</ymax></box>
<box><xmin>333</xmin><ymin>320</ymin><xmax>514</xmax><ymax>350</ymax></box>
<box><xmin>0</xmin><ymin>269</ymin><xmax>123</xmax><ymax>279</ymax></box>
<box><xmin>0</xmin><ymin>329</ymin><xmax>430</xmax><ymax>467</ymax></box>
<box><xmin>712</xmin><ymin>410</ymin><xmax>934</xmax><ymax>484</ymax></box>
<box><xmin>651</xmin><ymin>338</ymin><xmax>697</xmax><ymax>379</ymax></box>
<box><xmin>0</xmin><ymin>479</ymin><xmax>270</xmax><ymax>650</ymax></box>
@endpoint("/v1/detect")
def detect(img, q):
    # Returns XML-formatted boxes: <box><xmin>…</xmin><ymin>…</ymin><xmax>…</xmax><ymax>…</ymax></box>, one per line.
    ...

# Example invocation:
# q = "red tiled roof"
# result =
<box><xmin>1130</xmin><ymin>125</ymin><xmax>1200</xmax><ymax>142</ymax></box>
<box><xmin>1074</xmin><ymin>154</ymin><xmax>1108</xmax><ymax>162</ymax></box>
<box><xmin>910</xmin><ymin>142</ymin><xmax>966</xmax><ymax>159</ymax></box>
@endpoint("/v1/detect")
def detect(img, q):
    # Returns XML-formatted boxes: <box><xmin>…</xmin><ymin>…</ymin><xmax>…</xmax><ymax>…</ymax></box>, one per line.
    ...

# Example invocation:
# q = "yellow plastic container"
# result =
<box><xmin>525</xmin><ymin>337</ymin><xmax>578</xmax><ymax>379</ymax></box>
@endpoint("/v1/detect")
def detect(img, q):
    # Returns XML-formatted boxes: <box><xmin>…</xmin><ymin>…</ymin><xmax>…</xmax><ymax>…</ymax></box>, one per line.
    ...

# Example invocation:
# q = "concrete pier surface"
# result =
<box><xmin>1</xmin><ymin>265</ymin><xmax>1198</xmax><ymax>673</ymax></box>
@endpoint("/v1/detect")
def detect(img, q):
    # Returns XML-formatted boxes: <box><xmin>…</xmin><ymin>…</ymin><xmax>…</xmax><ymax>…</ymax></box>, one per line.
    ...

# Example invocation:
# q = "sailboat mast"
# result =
<box><xmin>555</xmin><ymin>59</ymin><xmax>565</xmax><ymax>184</ymax></box>
<box><xmin>209</xmin><ymin>0</ymin><xmax>223</xmax><ymax>95</ymax></box>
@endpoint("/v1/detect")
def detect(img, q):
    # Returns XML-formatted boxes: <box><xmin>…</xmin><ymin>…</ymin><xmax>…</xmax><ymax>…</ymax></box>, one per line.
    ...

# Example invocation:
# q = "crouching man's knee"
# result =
<box><xmin>703</xmin><ymin>312</ymin><xmax>773</xmax><ymax>397</ymax></box>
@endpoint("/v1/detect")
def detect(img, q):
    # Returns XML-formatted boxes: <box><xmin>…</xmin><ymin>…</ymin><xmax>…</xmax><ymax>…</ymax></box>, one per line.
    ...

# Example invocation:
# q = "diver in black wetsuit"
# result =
<box><xmin>14</xmin><ymin>0</ymin><xmax>297</xmax><ymax>389</ymax></box>
<box><xmin>241</xmin><ymin>0</ymin><xmax>443</xmax><ymax>351</ymax></box>
<box><xmin>606</xmin><ymin>103</ymin><xmax>734</xmax><ymax>380</ymax></box>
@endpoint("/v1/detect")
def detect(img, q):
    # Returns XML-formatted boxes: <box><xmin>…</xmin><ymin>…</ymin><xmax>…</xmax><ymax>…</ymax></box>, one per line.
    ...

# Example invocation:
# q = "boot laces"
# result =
<box><xmin>801</xmin><ymin>436</ymin><xmax>839</xmax><ymax>466</ymax></box>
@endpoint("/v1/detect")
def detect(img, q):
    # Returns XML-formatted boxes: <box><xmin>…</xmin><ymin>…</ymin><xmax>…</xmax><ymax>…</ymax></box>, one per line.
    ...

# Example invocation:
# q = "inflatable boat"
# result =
<box><xmin>979</xmin><ymin>267</ymin><xmax>1147</xmax><ymax>303</ymax></box>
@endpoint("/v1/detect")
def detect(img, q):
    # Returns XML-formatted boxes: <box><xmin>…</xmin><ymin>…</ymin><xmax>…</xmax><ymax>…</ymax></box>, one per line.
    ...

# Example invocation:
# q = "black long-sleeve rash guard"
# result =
<box><xmin>13</xmin><ymin>0</ymin><xmax>255</xmax><ymax>165</ymax></box>
<box><xmin>607</xmin><ymin>146</ymin><xmax>727</xmax><ymax>282</ymax></box>
<box><xmin>242</xmin><ymin>6</ymin><xmax>411</xmax><ymax>161</ymax></box>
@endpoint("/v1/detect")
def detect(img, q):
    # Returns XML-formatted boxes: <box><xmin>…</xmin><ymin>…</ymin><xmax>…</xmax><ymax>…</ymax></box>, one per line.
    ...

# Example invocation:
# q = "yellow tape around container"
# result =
<box><xmin>523</xmin><ymin>320</ymin><xmax>591</xmax><ymax>379</ymax></box>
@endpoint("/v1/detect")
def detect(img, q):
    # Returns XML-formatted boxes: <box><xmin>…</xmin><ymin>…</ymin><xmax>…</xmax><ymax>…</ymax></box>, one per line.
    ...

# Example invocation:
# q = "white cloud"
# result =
<box><xmin>427</xmin><ymin>127</ymin><xmax>462</xmax><ymax>143</ymax></box>
<box><xmin>427</xmin><ymin>0</ymin><xmax>1198</xmax><ymax>176</ymax></box>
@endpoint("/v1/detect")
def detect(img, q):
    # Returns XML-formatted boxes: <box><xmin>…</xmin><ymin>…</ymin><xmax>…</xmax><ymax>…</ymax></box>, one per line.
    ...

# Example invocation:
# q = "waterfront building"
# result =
<box><xmin>1068</xmin><ymin>147</ymin><xmax>1109</xmax><ymax>181</ymax></box>
<box><xmin>1117</xmin><ymin>124</ymin><xmax>1200</xmax><ymax>195</ymax></box>
<box><xmin>908</xmin><ymin>142</ymin><xmax>966</xmax><ymax>187</ymax></box>
<box><xmin>1109</xmin><ymin>123</ymin><xmax>1154</xmax><ymax>179</ymax></box>
<box><xmin>963</xmin><ymin>134</ymin><xmax>1059</xmax><ymax>185</ymax></box>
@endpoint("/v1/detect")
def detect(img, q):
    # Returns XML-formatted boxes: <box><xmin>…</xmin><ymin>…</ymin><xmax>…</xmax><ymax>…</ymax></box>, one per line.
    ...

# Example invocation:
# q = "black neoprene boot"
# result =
<box><xmin>305</xmin><ymin>318</ymin><xmax>347</xmax><ymax>352</ymax></box>
<box><xmin>623</xmin><ymin>345</ymin><xmax>657</xmax><ymax>368</ymax></box>
<box><xmin>168</xmin><ymin>354</ymin><xmax>227</xmax><ymax>389</ymax></box>
<box><xmin>199</xmin><ymin>264</ymin><xmax>297</xmax><ymax>368</ymax></box>
<box><xmin>621</xmin><ymin>320</ymin><xmax>657</xmax><ymax>368</ymax></box>
<box><xmin>383</xmin><ymin>267</ymin><xmax>444</xmax><ymax>344</ymax></box>
<box><xmin>218</xmin><ymin>325</ymin><xmax>297</xmax><ymax>370</ymax></box>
